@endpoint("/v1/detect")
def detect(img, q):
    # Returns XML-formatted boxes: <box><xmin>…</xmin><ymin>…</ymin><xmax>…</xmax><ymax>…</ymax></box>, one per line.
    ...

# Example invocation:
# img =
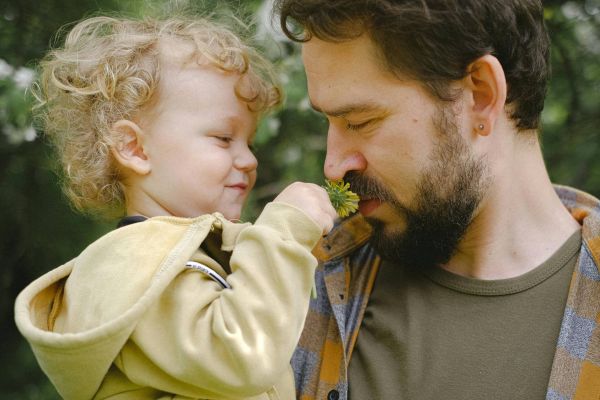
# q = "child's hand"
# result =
<box><xmin>274</xmin><ymin>182</ymin><xmax>337</xmax><ymax>235</ymax></box>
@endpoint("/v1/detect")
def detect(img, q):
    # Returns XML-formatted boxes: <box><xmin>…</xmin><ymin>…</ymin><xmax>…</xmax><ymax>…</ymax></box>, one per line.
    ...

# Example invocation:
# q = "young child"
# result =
<box><xmin>14</xmin><ymin>16</ymin><xmax>336</xmax><ymax>400</ymax></box>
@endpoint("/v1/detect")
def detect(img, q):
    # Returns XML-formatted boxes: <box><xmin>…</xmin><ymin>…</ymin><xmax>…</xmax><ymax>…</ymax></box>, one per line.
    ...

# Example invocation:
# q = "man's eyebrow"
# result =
<box><xmin>309</xmin><ymin>101</ymin><xmax>382</xmax><ymax>118</ymax></box>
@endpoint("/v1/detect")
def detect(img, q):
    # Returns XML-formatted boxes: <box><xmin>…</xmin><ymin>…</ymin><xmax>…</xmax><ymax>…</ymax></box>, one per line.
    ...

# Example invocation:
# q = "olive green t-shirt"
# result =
<box><xmin>348</xmin><ymin>230</ymin><xmax>581</xmax><ymax>400</ymax></box>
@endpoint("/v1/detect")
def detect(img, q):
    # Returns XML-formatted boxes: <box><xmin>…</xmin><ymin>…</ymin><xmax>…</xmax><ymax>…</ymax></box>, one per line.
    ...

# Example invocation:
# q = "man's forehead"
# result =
<box><xmin>302</xmin><ymin>35</ymin><xmax>376</xmax><ymax>69</ymax></box>
<box><xmin>302</xmin><ymin>36</ymin><xmax>400</xmax><ymax>116</ymax></box>
<box><xmin>302</xmin><ymin>34</ymin><xmax>400</xmax><ymax>91</ymax></box>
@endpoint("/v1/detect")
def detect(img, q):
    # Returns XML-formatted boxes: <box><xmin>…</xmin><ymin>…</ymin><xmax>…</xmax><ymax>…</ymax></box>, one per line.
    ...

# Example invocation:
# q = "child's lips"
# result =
<box><xmin>227</xmin><ymin>183</ymin><xmax>248</xmax><ymax>192</ymax></box>
<box><xmin>358</xmin><ymin>198</ymin><xmax>382</xmax><ymax>216</ymax></box>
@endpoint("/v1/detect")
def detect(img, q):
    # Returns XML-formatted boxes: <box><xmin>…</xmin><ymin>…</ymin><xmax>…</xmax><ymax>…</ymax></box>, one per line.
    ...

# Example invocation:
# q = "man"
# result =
<box><xmin>272</xmin><ymin>1</ymin><xmax>600</xmax><ymax>399</ymax></box>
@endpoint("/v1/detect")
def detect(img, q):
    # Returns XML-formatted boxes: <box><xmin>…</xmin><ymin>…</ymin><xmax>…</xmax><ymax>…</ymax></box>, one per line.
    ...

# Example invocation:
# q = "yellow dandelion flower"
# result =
<box><xmin>324</xmin><ymin>179</ymin><xmax>360</xmax><ymax>218</ymax></box>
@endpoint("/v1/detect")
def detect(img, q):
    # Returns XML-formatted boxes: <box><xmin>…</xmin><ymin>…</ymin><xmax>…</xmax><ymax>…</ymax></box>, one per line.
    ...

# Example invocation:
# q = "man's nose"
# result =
<box><xmin>324</xmin><ymin>128</ymin><xmax>367</xmax><ymax>181</ymax></box>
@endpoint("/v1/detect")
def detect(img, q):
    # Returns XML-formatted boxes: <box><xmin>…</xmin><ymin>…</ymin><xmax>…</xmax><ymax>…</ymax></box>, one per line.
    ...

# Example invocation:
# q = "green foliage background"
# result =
<box><xmin>0</xmin><ymin>0</ymin><xmax>598</xmax><ymax>398</ymax></box>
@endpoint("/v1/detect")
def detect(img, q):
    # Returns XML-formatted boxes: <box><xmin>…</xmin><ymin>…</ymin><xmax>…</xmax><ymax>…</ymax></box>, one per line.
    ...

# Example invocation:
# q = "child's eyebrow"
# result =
<box><xmin>207</xmin><ymin>115</ymin><xmax>242</xmax><ymax>131</ymax></box>
<box><xmin>218</xmin><ymin>115</ymin><xmax>257</xmax><ymax>140</ymax></box>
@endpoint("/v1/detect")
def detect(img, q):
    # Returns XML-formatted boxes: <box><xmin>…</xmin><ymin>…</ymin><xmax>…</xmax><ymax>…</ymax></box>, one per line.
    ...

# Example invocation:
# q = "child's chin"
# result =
<box><xmin>221</xmin><ymin>209</ymin><xmax>242</xmax><ymax>221</ymax></box>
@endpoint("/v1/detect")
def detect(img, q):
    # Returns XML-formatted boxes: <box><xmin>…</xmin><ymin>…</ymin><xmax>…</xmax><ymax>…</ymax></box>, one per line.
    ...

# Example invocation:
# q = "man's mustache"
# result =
<box><xmin>344</xmin><ymin>172</ymin><xmax>395</xmax><ymax>202</ymax></box>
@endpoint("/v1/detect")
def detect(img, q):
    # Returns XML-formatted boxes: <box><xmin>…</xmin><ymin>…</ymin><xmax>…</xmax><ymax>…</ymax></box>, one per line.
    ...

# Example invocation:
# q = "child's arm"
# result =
<box><xmin>119</xmin><ymin>183</ymin><xmax>336</xmax><ymax>398</ymax></box>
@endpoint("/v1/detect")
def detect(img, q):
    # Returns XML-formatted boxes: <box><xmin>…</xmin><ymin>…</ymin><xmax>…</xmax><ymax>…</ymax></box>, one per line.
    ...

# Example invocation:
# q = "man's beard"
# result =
<box><xmin>345</xmin><ymin>107</ymin><xmax>490</xmax><ymax>269</ymax></box>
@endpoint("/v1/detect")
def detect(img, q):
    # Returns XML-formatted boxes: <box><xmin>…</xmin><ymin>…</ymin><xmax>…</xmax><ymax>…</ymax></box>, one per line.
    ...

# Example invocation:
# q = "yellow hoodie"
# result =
<box><xmin>15</xmin><ymin>202</ymin><xmax>322</xmax><ymax>399</ymax></box>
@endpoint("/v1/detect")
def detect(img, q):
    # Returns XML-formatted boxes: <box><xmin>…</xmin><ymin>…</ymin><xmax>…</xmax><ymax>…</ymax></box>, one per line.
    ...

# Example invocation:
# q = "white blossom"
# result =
<box><xmin>0</xmin><ymin>59</ymin><xmax>14</xmax><ymax>80</ymax></box>
<box><xmin>23</xmin><ymin>126</ymin><xmax>37</xmax><ymax>142</ymax></box>
<box><xmin>13</xmin><ymin>67</ymin><xmax>35</xmax><ymax>89</ymax></box>
<box><xmin>267</xmin><ymin>117</ymin><xmax>281</xmax><ymax>133</ymax></box>
<box><xmin>256</xmin><ymin>0</ymin><xmax>290</xmax><ymax>43</ymax></box>
<box><xmin>284</xmin><ymin>145</ymin><xmax>301</xmax><ymax>164</ymax></box>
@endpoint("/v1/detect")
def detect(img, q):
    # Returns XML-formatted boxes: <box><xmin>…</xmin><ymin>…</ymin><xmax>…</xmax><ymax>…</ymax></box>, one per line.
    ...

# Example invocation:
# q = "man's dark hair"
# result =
<box><xmin>274</xmin><ymin>0</ymin><xmax>550</xmax><ymax>130</ymax></box>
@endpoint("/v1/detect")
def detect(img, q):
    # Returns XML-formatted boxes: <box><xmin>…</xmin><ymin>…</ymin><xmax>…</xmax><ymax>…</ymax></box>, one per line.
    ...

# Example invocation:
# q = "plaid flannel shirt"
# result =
<box><xmin>292</xmin><ymin>185</ymin><xmax>600</xmax><ymax>400</ymax></box>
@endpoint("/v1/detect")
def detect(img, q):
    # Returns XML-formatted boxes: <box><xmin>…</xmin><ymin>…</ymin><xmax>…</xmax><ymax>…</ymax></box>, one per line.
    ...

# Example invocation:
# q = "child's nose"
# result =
<box><xmin>235</xmin><ymin>145</ymin><xmax>258</xmax><ymax>172</ymax></box>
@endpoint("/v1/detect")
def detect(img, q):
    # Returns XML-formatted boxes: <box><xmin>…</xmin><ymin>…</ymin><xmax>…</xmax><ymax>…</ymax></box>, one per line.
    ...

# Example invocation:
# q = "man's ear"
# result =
<box><xmin>465</xmin><ymin>55</ymin><xmax>507</xmax><ymax>136</ymax></box>
<box><xmin>110</xmin><ymin>120</ymin><xmax>151</xmax><ymax>176</ymax></box>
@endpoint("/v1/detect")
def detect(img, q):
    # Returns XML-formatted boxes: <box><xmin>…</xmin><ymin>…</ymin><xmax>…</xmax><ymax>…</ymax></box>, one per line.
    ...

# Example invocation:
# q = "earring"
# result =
<box><xmin>478</xmin><ymin>123</ymin><xmax>484</xmax><ymax>130</ymax></box>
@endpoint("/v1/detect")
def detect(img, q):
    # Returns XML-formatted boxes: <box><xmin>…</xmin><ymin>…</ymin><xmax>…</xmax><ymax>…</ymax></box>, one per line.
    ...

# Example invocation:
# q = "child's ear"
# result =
<box><xmin>465</xmin><ymin>55</ymin><xmax>507</xmax><ymax>137</ymax></box>
<box><xmin>110</xmin><ymin>120</ymin><xmax>151</xmax><ymax>176</ymax></box>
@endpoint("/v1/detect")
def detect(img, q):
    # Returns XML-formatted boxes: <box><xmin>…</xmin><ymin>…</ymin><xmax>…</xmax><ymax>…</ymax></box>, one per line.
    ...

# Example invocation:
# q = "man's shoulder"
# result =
<box><xmin>555</xmin><ymin>185</ymin><xmax>600</xmax><ymax>217</ymax></box>
<box><xmin>555</xmin><ymin>185</ymin><xmax>600</xmax><ymax>243</ymax></box>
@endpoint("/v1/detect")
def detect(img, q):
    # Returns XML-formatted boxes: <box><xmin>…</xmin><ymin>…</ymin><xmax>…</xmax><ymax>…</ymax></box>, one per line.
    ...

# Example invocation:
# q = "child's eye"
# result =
<box><xmin>215</xmin><ymin>136</ymin><xmax>233</xmax><ymax>144</ymax></box>
<box><xmin>346</xmin><ymin>120</ymin><xmax>372</xmax><ymax>131</ymax></box>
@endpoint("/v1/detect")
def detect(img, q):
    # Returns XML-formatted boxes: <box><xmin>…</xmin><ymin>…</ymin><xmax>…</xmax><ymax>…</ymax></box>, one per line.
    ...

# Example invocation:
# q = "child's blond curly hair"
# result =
<box><xmin>35</xmin><ymin>15</ymin><xmax>281</xmax><ymax>219</ymax></box>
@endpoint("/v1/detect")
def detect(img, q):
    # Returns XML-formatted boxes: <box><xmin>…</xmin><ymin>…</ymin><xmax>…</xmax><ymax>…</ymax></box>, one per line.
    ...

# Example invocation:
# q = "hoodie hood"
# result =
<box><xmin>14</xmin><ymin>213</ymin><xmax>233</xmax><ymax>399</ymax></box>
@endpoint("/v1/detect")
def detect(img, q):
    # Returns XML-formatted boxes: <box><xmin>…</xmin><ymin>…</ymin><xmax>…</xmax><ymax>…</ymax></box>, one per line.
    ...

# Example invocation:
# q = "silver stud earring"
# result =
<box><xmin>478</xmin><ymin>123</ymin><xmax>485</xmax><ymax>130</ymax></box>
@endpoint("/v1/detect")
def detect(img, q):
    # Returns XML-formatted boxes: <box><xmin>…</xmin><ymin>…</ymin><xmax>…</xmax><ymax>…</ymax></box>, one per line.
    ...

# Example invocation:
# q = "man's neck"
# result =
<box><xmin>441</xmin><ymin>137</ymin><xmax>581</xmax><ymax>280</ymax></box>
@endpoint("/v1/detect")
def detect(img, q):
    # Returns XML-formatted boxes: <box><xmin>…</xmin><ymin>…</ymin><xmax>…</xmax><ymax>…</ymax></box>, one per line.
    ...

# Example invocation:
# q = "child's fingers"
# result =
<box><xmin>273</xmin><ymin>182</ymin><xmax>336</xmax><ymax>234</ymax></box>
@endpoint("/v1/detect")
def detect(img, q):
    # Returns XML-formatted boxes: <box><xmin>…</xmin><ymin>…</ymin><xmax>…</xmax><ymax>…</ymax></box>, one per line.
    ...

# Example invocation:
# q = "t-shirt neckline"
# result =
<box><xmin>422</xmin><ymin>229</ymin><xmax>581</xmax><ymax>296</ymax></box>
